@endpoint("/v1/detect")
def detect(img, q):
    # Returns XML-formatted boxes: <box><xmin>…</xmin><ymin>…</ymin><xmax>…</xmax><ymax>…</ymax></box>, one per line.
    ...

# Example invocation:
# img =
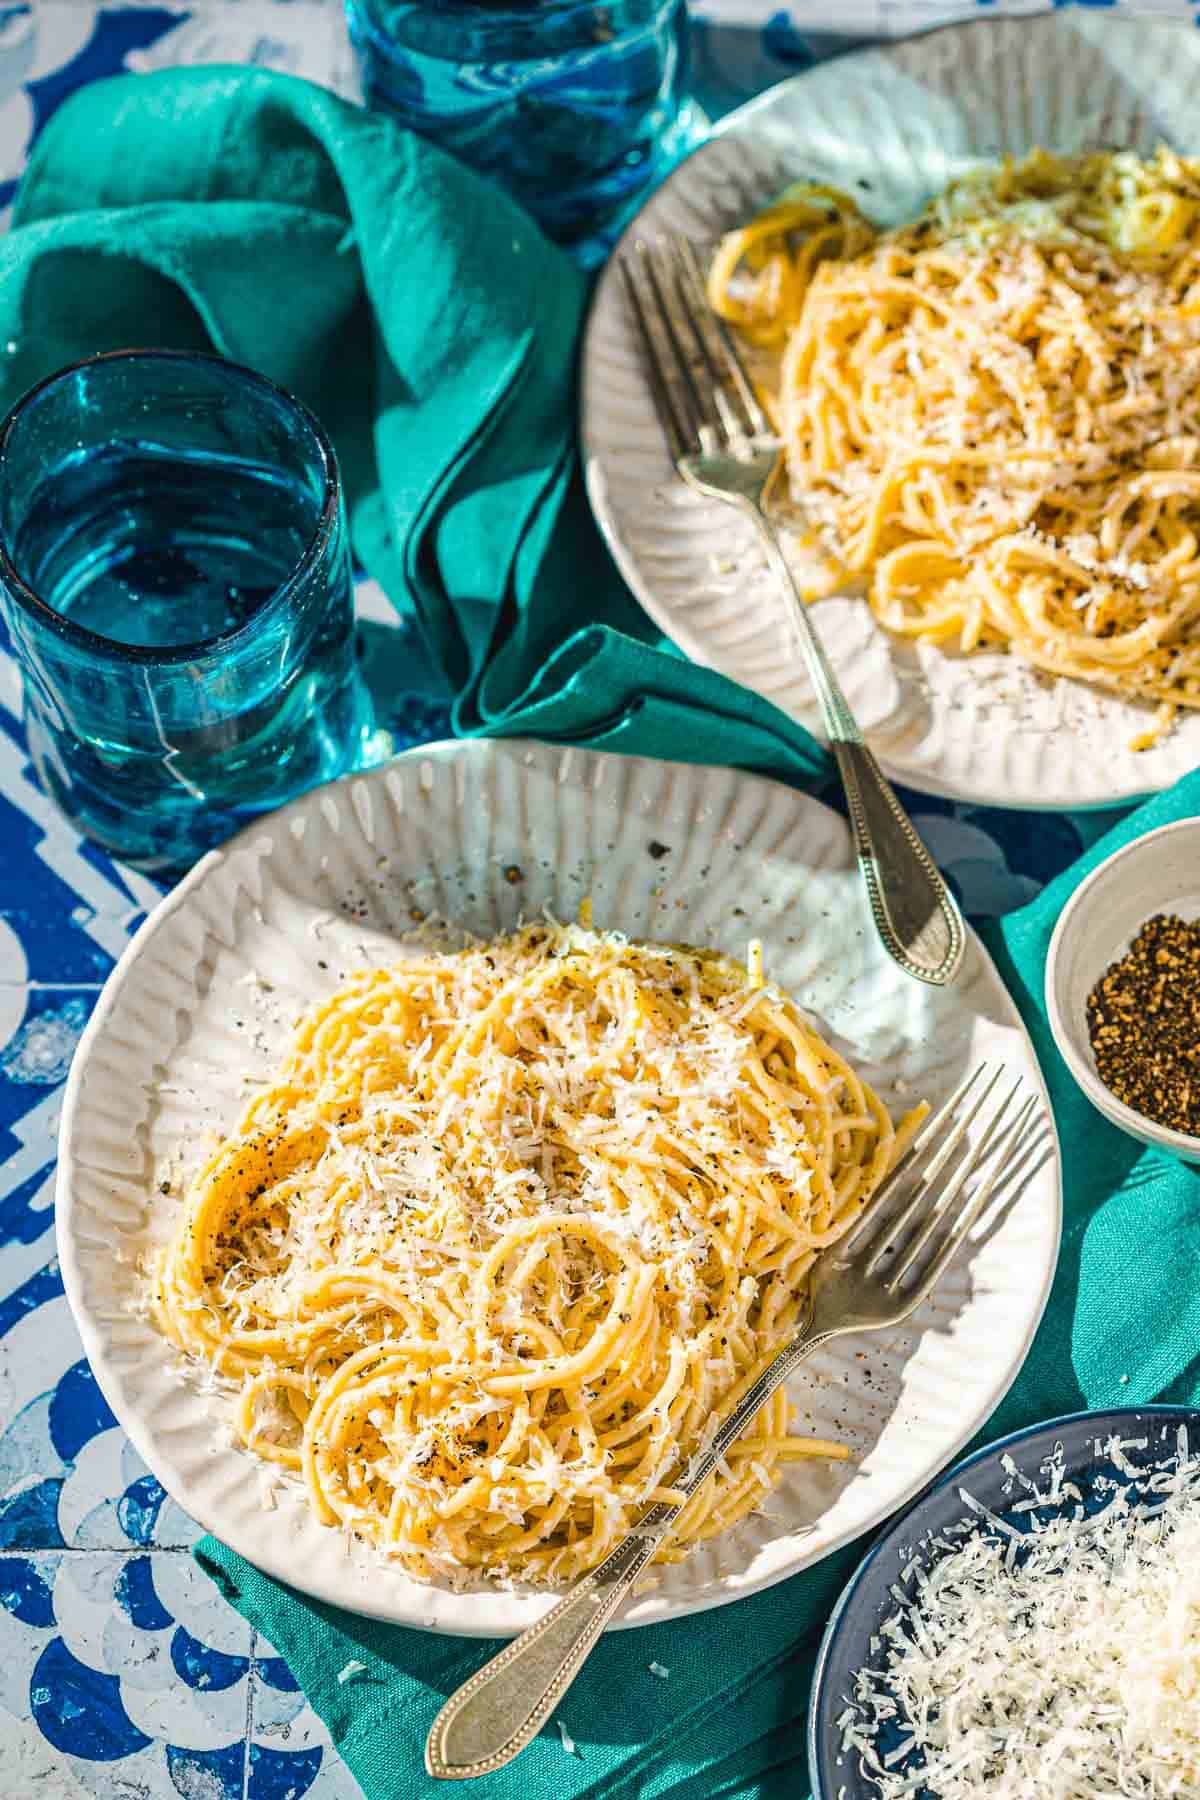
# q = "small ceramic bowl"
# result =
<box><xmin>1045</xmin><ymin>817</ymin><xmax>1200</xmax><ymax>1163</ymax></box>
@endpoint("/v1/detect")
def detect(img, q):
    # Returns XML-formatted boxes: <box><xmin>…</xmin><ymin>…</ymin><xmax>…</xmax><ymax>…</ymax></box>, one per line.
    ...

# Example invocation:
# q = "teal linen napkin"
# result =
<box><xmin>8</xmin><ymin>65</ymin><xmax>831</xmax><ymax>792</ymax></box>
<box><xmin>197</xmin><ymin>770</ymin><xmax>1200</xmax><ymax>1800</ymax></box>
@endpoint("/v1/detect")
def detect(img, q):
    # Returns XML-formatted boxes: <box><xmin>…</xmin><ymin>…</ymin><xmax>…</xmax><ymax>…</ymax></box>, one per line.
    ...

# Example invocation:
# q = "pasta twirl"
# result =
<box><xmin>149</xmin><ymin>924</ymin><xmax>921</xmax><ymax>1584</ymax></box>
<box><xmin>708</xmin><ymin>148</ymin><xmax>1200</xmax><ymax>747</ymax></box>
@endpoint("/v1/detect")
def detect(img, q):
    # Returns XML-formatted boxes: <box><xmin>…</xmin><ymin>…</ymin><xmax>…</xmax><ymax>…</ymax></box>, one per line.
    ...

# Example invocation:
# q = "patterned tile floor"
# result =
<box><xmin>0</xmin><ymin>606</ymin><xmax>443</xmax><ymax>1798</ymax></box>
<box><xmin>0</xmin><ymin>1</ymin><xmax>1144</xmax><ymax>1794</ymax></box>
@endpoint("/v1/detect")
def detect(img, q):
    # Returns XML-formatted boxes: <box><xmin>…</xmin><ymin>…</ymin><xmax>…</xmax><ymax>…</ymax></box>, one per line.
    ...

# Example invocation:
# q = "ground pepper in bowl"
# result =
<box><xmin>1086</xmin><ymin>913</ymin><xmax>1200</xmax><ymax>1136</ymax></box>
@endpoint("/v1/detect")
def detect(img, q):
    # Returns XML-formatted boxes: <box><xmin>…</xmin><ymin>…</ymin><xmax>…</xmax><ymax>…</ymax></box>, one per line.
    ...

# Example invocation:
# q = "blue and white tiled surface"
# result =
<box><xmin>0</xmin><ymin>1</ymin><xmax>1163</xmax><ymax>1794</ymax></box>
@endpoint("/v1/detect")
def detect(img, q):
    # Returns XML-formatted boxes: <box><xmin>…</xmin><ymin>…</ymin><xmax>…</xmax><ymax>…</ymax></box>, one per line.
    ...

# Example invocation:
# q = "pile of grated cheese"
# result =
<box><xmin>839</xmin><ymin>1429</ymin><xmax>1200</xmax><ymax>1798</ymax></box>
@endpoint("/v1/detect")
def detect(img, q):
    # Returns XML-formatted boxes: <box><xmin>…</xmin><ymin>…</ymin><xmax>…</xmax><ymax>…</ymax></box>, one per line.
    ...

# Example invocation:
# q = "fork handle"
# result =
<box><xmin>751</xmin><ymin>514</ymin><xmax>964</xmax><ymax>986</ymax></box>
<box><xmin>833</xmin><ymin>740</ymin><xmax>965</xmax><ymax>986</ymax></box>
<box><xmin>424</xmin><ymin>1324</ymin><xmax>839</xmax><ymax>1782</ymax></box>
<box><xmin>424</xmin><ymin>1532</ymin><xmax>657</xmax><ymax>1782</ymax></box>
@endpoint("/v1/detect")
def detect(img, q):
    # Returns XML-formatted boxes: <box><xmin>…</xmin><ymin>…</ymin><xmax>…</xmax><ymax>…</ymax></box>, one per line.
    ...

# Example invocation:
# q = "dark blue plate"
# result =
<box><xmin>807</xmin><ymin>1405</ymin><xmax>1200</xmax><ymax>1799</ymax></box>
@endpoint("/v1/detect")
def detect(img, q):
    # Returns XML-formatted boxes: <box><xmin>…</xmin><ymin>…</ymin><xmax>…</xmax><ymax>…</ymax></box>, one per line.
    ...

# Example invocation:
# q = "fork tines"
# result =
<box><xmin>620</xmin><ymin>235</ymin><xmax>773</xmax><ymax>461</ymax></box>
<box><xmin>850</xmin><ymin>1065</ymin><xmax>1040</xmax><ymax>1299</ymax></box>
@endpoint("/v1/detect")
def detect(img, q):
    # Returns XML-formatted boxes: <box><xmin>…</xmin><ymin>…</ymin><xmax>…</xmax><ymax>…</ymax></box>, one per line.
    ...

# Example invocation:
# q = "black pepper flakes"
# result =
<box><xmin>1086</xmin><ymin>912</ymin><xmax>1200</xmax><ymax>1134</ymax></box>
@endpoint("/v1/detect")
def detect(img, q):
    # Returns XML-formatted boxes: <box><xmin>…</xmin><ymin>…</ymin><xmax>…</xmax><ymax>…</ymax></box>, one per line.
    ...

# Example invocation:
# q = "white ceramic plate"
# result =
<box><xmin>57</xmin><ymin>740</ymin><xmax>1060</xmax><ymax>1635</ymax></box>
<box><xmin>583</xmin><ymin>13</ymin><xmax>1200</xmax><ymax>811</ymax></box>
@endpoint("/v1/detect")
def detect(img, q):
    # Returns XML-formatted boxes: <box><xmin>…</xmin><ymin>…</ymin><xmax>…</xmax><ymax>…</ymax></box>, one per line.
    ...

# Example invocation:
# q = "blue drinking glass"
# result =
<box><xmin>0</xmin><ymin>350</ymin><xmax>378</xmax><ymax>874</ymax></box>
<box><xmin>345</xmin><ymin>0</ymin><xmax>700</xmax><ymax>254</ymax></box>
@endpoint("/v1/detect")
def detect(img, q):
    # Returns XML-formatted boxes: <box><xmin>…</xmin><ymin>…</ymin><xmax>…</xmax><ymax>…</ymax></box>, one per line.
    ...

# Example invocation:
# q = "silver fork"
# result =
<box><xmin>425</xmin><ymin>1065</ymin><xmax>1037</xmax><ymax>1781</ymax></box>
<box><xmin>620</xmin><ymin>236</ymin><xmax>965</xmax><ymax>988</ymax></box>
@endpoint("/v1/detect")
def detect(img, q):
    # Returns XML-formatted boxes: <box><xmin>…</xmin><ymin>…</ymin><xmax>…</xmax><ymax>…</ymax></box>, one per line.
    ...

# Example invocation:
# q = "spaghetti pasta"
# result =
<box><xmin>149</xmin><ymin>923</ymin><xmax>920</xmax><ymax>1584</ymax></box>
<box><xmin>708</xmin><ymin>148</ymin><xmax>1200</xmax><ymax>744</ymax></box>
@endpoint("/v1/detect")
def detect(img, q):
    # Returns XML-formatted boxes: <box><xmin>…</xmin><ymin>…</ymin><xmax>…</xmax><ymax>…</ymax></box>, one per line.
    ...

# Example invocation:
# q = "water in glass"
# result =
<box><xmin>0</xmin><ymin>352</ymin><xmax>377</xmax><ymax>873</ymax></box>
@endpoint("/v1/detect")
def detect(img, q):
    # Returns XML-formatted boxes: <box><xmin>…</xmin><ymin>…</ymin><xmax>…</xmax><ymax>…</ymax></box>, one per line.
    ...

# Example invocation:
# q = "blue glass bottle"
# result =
<box><xmin>0</xmin><ymin>351</ymin><xmax>380</xmax><ymax>873</ymax></box>
<box><xmin>346</xmin><ymin>0</ymin><xmax>699</xmax><ymax>254</ymax></box>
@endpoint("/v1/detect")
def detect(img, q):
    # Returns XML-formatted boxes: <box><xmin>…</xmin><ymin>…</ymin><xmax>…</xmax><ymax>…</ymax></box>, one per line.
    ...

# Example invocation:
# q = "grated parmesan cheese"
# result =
<box><xmin>840</xmin><ymin>1428</ymin><xmax>1200</xmax><ymax>1798</ymax></box>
